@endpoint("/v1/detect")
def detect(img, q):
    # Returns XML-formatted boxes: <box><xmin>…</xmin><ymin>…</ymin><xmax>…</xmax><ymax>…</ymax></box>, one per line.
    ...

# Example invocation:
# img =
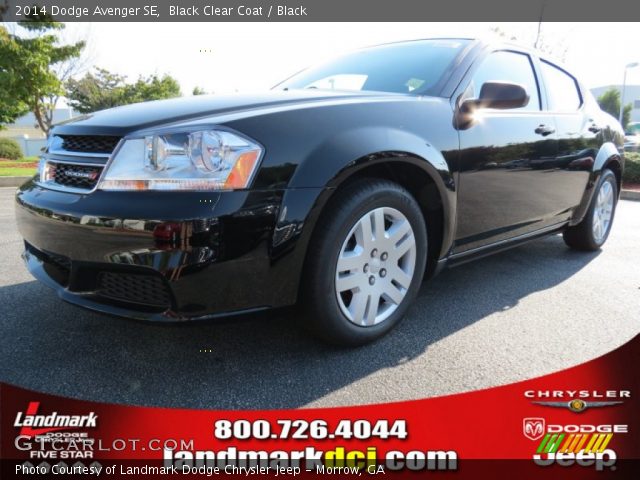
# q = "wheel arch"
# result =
<box><xmin>323</xmin><ymin>153</ymin><xmax>454</xmax><ymax>267</ymax></box>
<box><xmin>275</xmin><ymin>125</ymin><xmax>458</xmax><ymax>305</ymax></box>
<box><xmin>287</xmin><ymin>151</ymin><xmax>456</xmax><ymax>309</ymax></box>
<box><xmin>571</xmin><ymin>142</ymin><xmax>623</xmax><ymax>226</ymax></box>
<box><xmin>603</xmin><ymin>157</ymin><xmax>623</xmax><ymax>194</ymax></box>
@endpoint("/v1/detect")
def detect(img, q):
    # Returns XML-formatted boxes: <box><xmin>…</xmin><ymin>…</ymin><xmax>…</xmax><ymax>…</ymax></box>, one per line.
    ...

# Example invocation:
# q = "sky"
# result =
<box><xmin>54</xmin><ymin>22</ymin><xmax>640</xmax><ymax>100</ymax></box>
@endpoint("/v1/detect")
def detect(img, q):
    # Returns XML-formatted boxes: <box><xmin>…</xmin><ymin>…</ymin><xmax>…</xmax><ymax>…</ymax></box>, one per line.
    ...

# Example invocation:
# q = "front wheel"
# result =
<box><xmin>303</xmin><ymin>179</ymin><xmax>427</xmax><ymax>346</ymax></box>
<box><xmin>563</xmin><ymin>169</ymin><xmax>618</xmax><ymax>251</ymax></box>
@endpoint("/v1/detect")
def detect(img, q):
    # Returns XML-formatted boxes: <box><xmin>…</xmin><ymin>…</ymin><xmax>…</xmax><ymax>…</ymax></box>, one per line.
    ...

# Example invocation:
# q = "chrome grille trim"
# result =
<box><xmin>36</xmin><ymin>137</ymin><xmax>125</xmax><ymax>194</ymax></box>
<box><xmin>48</xmin><ymin>148</ymin><xmax>111</xmax><ymax>159</ymax></box>
<box><xmin>37</xmin><ymin>159</ymin><xmax>106</xmax><ymax>194</ymax></box>
<box><xmin>52</xmin><ymin>162</ymin><xmax>103</xmax><ymax>190</ymax></box>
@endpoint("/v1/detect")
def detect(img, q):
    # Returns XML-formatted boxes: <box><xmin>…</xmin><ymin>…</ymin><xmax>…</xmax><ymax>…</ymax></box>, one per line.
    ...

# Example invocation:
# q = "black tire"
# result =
<box><xmin>563</xmin><ymin>169</ymin><xmax>618</xmax><ymax>251</ymax></box>
<box><xmin>302</xmin><ymin>178</ymin><xmax>428</xmax><ymax>346</ymax></box>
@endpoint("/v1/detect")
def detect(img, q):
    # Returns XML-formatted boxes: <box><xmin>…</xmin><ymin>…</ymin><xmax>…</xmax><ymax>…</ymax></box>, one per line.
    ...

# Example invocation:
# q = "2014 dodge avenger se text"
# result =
<box><xmin>15</xmin><ymin>39</ymin><xmax>624</xmax><ymax>345</ymax></box>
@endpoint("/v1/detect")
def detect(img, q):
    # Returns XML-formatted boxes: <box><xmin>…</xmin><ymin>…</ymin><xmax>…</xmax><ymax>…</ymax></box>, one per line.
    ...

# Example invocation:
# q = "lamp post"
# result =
<box><xmin>620</xmin><ymin>62</ymin><xmax>639</xmax><ymax>126</ymax></box>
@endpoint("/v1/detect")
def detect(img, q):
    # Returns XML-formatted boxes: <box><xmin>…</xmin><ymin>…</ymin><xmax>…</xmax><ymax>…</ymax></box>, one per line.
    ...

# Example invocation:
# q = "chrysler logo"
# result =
<box><xmin>523</xmin><ymin>417</ymin><xmax>545</xmax><ymax>441</ymax></box>
<box><xmin>532</xmin><ymin>400</ymin><xmax>623</xmax><ymax>413</ymax></box>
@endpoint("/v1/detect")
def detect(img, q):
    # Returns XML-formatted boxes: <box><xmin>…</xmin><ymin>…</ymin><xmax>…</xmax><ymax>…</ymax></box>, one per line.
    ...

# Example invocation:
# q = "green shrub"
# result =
<box><xmin>623</xmin><ymin>152</ymin><xmax>640</xmax><ymax>184</ymax></box>
<box><xmin>0</xmin><ymin>138</ymin><xmax>23</xmax><ymax>160</ymax></box>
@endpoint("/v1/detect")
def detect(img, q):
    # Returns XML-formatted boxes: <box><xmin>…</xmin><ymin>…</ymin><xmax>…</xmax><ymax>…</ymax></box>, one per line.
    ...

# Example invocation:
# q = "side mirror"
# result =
<box><xmin>460</xmin><ymin>81</ymin><xmax>530</xmax><ymax>112</ymax></box>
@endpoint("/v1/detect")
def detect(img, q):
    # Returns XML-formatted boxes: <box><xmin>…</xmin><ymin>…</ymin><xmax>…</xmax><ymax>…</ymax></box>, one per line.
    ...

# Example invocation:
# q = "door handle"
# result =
<box><xmin>588</xmin><ymin>124</ymin><xmax>602</xmax><ymax>133</ymax></box>
<box><xmin>535</xmin><ymin>124</ymin><xmax>555</xmax><ymax>136</ymax></box>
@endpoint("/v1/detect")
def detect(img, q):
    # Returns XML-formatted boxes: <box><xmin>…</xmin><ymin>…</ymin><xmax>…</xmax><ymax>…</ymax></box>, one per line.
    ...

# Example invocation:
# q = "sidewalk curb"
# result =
<box><xmin>621</xmin><ymin>190</ymin><xmax>640</xmax><ymax>201</ymax></box>
<box><xmin>0</xmin><ymin>176</ymin><xmax>31</xmax><ymax>188</ymax></box>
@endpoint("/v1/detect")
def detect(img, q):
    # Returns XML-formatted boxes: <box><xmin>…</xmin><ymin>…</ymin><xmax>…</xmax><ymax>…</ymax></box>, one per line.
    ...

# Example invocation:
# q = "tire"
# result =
<box><xmin>302</xmin><ymin>178</ymin><xmax>428</xmax><ymax>346</ymax></box>
<box><xmin>563</xmin><ymin>169</ymin><xmax>618</xmax><ymax>251</ymax></box>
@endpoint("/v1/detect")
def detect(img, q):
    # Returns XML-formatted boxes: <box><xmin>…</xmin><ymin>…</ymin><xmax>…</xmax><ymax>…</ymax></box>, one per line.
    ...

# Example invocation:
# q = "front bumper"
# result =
<box><xmin>15</xmin><ymin>179</ymin><xmax>319</xmax><ymax>321</ymax></box>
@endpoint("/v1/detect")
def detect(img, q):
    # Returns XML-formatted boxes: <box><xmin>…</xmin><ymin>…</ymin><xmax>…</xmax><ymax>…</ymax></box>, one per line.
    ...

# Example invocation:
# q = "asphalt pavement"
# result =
<box><xmin>1</xmin><ymin>186</ymin><xmax>639</xmax><ymax>409</ymax></box>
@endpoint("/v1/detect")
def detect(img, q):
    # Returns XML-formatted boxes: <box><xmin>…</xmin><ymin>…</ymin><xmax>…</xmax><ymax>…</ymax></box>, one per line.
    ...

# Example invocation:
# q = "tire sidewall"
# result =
<box><xmin>586</xmin><ymin>170</ymin><xmax>618</xmax><ymax>248</ymax></box>
<box><xmin>310</xmin><ymin>182</ymin><xmax>427</xmax><ymax>345</ymax></box>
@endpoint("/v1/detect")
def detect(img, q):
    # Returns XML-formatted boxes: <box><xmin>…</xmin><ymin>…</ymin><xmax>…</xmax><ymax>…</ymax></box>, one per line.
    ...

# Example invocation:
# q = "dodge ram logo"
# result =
<box><xmin>523</xmin><ymin>418</ymin><xmax>545</xmax><ymax>441</ymax></box>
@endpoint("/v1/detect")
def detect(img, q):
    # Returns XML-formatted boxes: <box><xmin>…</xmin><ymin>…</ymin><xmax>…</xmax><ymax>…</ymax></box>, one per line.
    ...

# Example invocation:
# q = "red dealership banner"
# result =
<box><xmin>2</xmin><ymin>336</ymin><xmax>639</xmax><ymax>479</ymax></box>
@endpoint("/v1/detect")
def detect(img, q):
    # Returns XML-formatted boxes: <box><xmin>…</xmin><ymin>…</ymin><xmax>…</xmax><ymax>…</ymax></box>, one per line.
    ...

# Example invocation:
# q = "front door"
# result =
<box><xmin>454</xmin><ymin>50</ymin><xmax>560</xmax><ymax>253</ymax></box>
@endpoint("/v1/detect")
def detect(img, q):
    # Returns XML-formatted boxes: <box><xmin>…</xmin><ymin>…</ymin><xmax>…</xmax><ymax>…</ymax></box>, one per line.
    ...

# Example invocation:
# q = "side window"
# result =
<box><xmin>469</xmin><ymin>51</ymin><xmax>540</xmax><ymax>111</ymax></box>
<box><xmin>540</xmin><ymin>61</ymin><xmax>582</xmax><ymax>111</ymax></box>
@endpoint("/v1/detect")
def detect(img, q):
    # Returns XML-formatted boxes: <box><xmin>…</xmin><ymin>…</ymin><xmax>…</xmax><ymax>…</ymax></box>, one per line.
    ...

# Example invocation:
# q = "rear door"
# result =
<box><xmin>538</xmin><ymin>59</ymin><xmax>597</xmax><ymax>210</ymax></box>
<box><xmin>454</xmin><ymin>50</ymin><xmax>559</xmax><ymax>253</ymax></box>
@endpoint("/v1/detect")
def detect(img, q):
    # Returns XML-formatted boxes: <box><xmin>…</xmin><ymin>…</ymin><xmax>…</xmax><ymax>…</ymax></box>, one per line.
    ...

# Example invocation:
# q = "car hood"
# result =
<box><xmin>52</xmin><ymin>90</ymin><xmax>401</xmax><ymax>136</ymax></box>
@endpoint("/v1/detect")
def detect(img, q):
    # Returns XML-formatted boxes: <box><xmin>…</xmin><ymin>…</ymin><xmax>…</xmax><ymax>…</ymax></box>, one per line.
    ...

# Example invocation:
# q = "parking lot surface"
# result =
<box><xmin>1</xmin><ymin>187</ymin><xmax>638</xmax><ymax>409</ymax></box>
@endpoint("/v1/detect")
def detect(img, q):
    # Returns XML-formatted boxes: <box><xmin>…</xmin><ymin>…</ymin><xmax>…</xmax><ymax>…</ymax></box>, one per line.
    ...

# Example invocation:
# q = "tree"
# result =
<box><xmin>66</xmin><ymin>68</ymin><xmax>181</xmax><ymax>113</ymax></box>
<box><xmin>123</xmin><ymin>74</ymin><xmax>181</xmax><ymax>104</ymax></box>
<box><xmin>192</xmin><ymin>86</ymin><xmax>208</xmax><ymax>95</ymax></box>
<box><xmin>66</xmin><ymin>68</ymin><xmax>128</xmax><ymax>113</ymax></box>
<box><xmin>0</xmin><ymin>26</ymin><xmax>30</xmax><ymax>127</ymax></box>
<box><xmin>597</xmin><ymin>88</ymin><xmax>632</xmax><ymax>129</ymax></box>
<box><xmin>0</xmin><ymin>17</ymin><xmax>84</xmax><ymax>134</ymax></box>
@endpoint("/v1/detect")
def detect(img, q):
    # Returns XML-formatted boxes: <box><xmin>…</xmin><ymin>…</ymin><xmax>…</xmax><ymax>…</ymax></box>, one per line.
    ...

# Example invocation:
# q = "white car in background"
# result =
<box><xmin>625</xmin><ymin>123</ymin><xmax>640</xmax><ymax>152</ymax></box>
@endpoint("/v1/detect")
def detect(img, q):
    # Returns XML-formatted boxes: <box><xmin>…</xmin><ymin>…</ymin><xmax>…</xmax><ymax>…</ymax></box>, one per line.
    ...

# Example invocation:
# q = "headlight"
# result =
<box><xmin>98</xmin><ymin>129</ymin><xmax>263</xmax><ymax>191</ymax></box>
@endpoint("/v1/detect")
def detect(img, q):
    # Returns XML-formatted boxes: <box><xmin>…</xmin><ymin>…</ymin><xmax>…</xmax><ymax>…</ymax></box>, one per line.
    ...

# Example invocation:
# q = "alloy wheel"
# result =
<box><xmin>592</xmin><ymin>180</ymin><xmax>614</xmax><ymax>243</ymax></box>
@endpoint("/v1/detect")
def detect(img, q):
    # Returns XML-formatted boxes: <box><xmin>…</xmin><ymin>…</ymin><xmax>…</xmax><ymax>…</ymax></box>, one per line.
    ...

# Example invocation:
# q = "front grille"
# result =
<box><xmin>52</xmin><ymin>162</ymin><xmax>103</xmax><ymax>190</ymax></box>
<box><xmin>97</xmin><ymin>271</ymin><xmax>172</xmax><ymax>308</ymax></box>
<box><xmin>60</xmin><ymin>135</ymin><xmax>121</xmax><ymax>154</ymax></box>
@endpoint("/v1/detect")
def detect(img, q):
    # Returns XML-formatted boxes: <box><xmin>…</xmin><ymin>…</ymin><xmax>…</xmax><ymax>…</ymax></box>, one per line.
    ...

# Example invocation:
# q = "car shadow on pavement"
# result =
<box><xmin>0</xmin><ymin>234</ymin><xmax>600</xmax><ymax>410</ymax></box>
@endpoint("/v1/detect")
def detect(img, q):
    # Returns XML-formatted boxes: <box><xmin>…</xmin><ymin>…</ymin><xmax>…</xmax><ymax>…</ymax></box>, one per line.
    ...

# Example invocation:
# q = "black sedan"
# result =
<box><xmin>15</xmin><ymin>38</ymin><xmax>625</xmax><ymax>345</ymax></box>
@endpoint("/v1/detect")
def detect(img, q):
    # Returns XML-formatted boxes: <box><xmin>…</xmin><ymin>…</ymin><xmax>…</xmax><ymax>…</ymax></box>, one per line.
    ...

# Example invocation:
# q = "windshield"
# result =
<box><xmin>277</xmin><ymin>39</ymin><xmax>470</xmax><ymax>96</ymax></box>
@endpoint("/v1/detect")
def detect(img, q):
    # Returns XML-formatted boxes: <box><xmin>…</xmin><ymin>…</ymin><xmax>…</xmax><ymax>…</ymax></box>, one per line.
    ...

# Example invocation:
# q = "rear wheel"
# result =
<box><xmin>303</xmin><ymin>179</ymin><xmax>427</xmax><ymax>346</ymax></box>
<box><xmin>563</xmin><ymin>169</ymin><xmax>618</xmax><ymax>251</ymax></box>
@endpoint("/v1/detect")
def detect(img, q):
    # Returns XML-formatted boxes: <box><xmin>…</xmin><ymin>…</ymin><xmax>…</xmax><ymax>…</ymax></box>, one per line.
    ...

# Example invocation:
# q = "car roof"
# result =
<box><xmin>371</xmin><ymin>37</ymin><xmax>567</xmax><ymax>66</ymax></box>
<box><xmin>384</xmin><ymin>37</ymin><xmax>576</xmax><ymax>78</ymax></box>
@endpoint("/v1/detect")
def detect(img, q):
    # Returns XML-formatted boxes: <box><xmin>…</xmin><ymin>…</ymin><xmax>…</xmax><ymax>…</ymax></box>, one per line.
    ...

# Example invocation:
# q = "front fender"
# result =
<box><xmin>288</xmin><ymin>126</ymin><xmax>452</xmax><ymax>188</ymax></box>
<box><xmin>286</xmin><ymin>126</ymin><xmax>457</xmax><ymax>262</ymax></box>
